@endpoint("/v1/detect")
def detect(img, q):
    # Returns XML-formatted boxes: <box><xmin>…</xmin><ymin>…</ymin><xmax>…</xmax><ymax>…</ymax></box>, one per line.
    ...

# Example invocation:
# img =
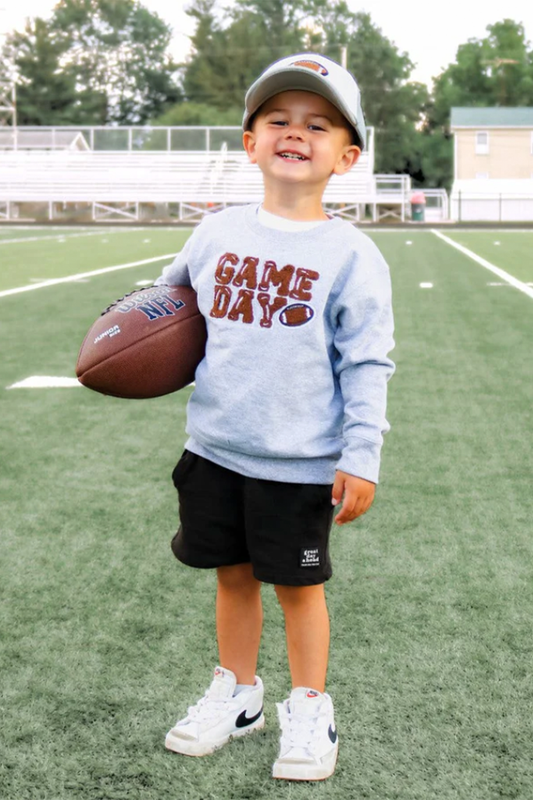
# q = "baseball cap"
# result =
<box><xmin>243</xmin><ymin>53</ymin><xmax>367</xmax><ymax>151</ymax></box>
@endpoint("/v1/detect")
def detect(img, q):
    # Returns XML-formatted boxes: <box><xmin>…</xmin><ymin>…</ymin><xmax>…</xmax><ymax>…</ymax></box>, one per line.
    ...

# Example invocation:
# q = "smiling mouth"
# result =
<box><xmin>278</xmin><ymin>152</ymin><xmax>308</xmax><ymax>161</ymax></box>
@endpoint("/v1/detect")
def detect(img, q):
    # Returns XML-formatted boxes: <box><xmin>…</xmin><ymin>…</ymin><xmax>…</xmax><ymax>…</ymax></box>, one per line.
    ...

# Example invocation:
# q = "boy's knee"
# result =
<box><xmin>217</xmin><ymin>563</ymin><xmax>261</xmax><ymax>593</ymax></box>
<box><xmin>275</xmin><ymin>583</ymin><xmax>325</xmax><ymax>608</ymax></box>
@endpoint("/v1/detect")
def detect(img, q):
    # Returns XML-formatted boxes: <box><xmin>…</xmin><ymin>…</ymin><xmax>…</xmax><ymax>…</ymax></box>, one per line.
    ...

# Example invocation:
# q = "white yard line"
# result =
<box><xmin>0</xmin><ymin>229</ymin><xmax>137</xmax><ymax>246</ymax></box>
<box><xmin>7</xmin><ymin>376</ymin><xmax>81</xmax><ymax>389</ymax></box>
<box><xmin>0</xmin><ymin>254</ymin><xmax>176</xmax><ymax>299</ymax></box>
<box><xmin>431</xmin><ymin>229</ymin><xmax>533</xmax><ymax>301</ymax></box>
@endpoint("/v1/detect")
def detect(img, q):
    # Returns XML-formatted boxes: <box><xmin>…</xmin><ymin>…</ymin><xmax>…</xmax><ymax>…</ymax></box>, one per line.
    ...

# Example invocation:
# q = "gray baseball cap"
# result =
<box><xmin>243</xmin><ymin>53</ymin><xmax>366</xmax><ymax>151</ymax></box>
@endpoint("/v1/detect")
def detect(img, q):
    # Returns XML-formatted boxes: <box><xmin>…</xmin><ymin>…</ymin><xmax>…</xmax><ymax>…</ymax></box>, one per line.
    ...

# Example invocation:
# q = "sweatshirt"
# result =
<box><xmin>155</xmin><ymin>204</ymin><xmax>395</xmax><ymax>485</ymax></box>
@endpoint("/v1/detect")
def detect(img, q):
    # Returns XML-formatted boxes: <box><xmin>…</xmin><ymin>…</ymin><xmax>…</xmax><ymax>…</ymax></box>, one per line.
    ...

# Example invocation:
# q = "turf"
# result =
<box><xmin>0</xmin><ymin>227</ymin><xmax>190</xmax><ymax>292</ymax></box>
<box><xmin>1</xmin><ymin>226</ymin><xmax>532</xmax><ymax>799</ymax></box>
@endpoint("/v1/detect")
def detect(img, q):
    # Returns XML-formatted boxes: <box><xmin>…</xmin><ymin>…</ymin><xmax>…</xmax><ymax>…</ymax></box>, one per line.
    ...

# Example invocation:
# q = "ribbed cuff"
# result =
<box><xmin>336</xmin><ymin>436</ymin><xmax>381</xmax><ymax>484</ymax></box>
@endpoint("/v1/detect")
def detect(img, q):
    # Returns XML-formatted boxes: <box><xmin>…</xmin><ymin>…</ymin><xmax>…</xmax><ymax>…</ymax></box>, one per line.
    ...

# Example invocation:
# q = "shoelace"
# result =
<box><xmin>282</xmin><ymin>709</ymin><xmax>326</xmax><ymax>749</ymax></box>
<box><xmin>185</xmin><ymin>691</ymin><xmax>233</xmax><ymax>723</ymax></box>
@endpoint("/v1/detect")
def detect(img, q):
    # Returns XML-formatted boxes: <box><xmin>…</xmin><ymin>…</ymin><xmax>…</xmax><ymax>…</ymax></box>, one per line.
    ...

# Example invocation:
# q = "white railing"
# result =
<box><xmin>422</xmin><ymin>189</ymin><xmax>449</xmax><ymax>222</ymax></box>
<box><xmin>451</xmin><ymin>191</ymin><xmax>533</xmax><ymax>222</ymax></box>
<box><xmin>371</xmin><ymin>174</ymin><xmax>411</xmax><ymax>222</ymax></box>
<box><xmin>0</xmin><ymin>124</ymin><xmax>375</xmax><ymax>159</ymax></box>
<box><xmin>0</xmin><ymin>149</ymin><xmax>375</xmax><ymax>222</ymax></box>
<box><xmin>0</xmin><ymin>129</ymin><xmax>445</xmax><ymax>224</ymax></box>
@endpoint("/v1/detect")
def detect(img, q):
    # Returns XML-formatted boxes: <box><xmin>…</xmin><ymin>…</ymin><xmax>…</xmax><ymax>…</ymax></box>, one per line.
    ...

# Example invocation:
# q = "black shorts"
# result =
<box><xmin>170</xmin><ymin>450</ymin><xmax>334</xmax><ymax>586</ymax></box>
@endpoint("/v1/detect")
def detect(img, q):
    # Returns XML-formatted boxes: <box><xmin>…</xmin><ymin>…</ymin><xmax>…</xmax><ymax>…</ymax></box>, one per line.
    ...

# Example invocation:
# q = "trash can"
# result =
<box><xmin>410</xmin><ymin>191</ymin><xmax>426</xmax><ymax>222</ymax></box>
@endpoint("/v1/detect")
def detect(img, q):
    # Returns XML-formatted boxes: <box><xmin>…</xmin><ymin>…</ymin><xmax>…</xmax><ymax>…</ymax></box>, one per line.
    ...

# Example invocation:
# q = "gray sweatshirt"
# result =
<box><xmin>155</xmin><ymin>204</ymin><xmax>395</xmax><ymax>485</ymax></box>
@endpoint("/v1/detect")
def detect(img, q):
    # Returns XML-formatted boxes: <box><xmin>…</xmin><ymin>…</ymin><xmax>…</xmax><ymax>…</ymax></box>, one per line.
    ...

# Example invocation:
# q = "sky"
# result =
<box><xmin>1</xmin><ymin>0</ymin><xmax>533</xmax><ymax>88</ymax></box>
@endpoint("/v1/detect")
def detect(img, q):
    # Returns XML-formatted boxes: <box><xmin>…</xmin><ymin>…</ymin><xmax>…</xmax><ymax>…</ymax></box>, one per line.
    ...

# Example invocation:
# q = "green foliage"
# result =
<box><xmin>151</xmin><ymin>101</ymin><xmax>242</xmax><ymax>127</ymax></box>
<box><xmin>427</xmin><ymin>19</ymin><xmax>533</xmax><ymax>133</ymax></box>
<box><xmin>2</xmin><ymin>0</ymin><xmax>181</xmax><ymax>125</ymax></box>
<box><xmin>418</xmin><ymin>132</ymin><xmax>454</xmax><ymax>190</ymax></box>
<box><xmin>3</xmin><ymin>18</ymin><xmax>82</xmax><ymax>125</ymax></box>
<box><xmin>181</xmin><ymin>0</ymin><xmax>307</xmax><ymax>109</ymax></box>
<box><xmin>50</xmin><ymin>0</ymin><xmax>182</xmax><ymax>124</ymax></box>
<box><xmin>340</xmin><ymin>12</ymin><xmax>430</xmax><ymax>176</ymax></box>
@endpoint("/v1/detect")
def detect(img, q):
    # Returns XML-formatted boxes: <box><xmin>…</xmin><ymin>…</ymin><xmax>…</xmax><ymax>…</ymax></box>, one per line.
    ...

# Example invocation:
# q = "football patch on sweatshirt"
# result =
<box><xmin>279</xmin><ymin>303</ymin><xmax>314</xmax><ymax>327</ymax></box>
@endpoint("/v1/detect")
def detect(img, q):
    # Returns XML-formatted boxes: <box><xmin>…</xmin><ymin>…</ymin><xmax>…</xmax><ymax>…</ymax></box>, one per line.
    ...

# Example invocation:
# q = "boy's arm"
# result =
<box><xmin>332</xmin><ymin>245</ymin><xmax>395</xmax><ymax>521</ymax></box>
<box><xmin>153</xmin><ymin>234</ymin><xmax>195</xmax><ymax>287</ymax></box>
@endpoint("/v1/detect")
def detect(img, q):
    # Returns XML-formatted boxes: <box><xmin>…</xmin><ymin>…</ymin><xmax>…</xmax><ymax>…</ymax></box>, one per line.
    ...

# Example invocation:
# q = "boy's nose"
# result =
<box><xmin>284</xmin><ymin>123</ymin><xmax>305</xmax><ymax>140</ymax></box>
<box><xmin>285</xmin><ymin>125</ymin><xmax>304</xmax><ymax>139</ymax></box>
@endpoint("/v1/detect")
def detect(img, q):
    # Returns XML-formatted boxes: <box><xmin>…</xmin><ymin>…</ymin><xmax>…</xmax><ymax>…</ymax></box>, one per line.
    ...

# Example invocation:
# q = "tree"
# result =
<box><xmin>49</xmin><ymin>0</ymin><xmax>181</xmax><ymax>124</ymax></box>
<box><xmin>181</xmin><ymin>0</ymin><xmax>307</xmax><ymax>111</ymax></box>
<box><xmin>152</xmin><ymin>101</ymin><xmax>241</xmax><ymax>126</ymax></box>
<box><xmin>342</xmin><ymin>12</ymin><xmax>429</xmax><ymax>176</ymax></box>
<box><xmin>1</xmin><ymin>0</ymin><xmax>182</xmax><ymax>125</ymax></box>
<box><xmin>3</xmin><ymin>17</ymin><xmax>84</xmax><ymax>125</ymax></box>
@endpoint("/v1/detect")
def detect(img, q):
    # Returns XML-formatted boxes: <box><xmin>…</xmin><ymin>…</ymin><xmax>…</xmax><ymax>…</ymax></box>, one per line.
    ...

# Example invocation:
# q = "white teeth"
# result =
<box><xmin>280</xmin><ymin>153</ymin><xmax>305</xmax><ymax>160</ymax></box>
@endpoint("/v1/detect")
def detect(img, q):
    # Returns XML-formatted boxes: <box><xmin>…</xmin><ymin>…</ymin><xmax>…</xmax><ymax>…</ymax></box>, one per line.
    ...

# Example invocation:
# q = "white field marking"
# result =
<box><xmin>366</xmin><ymin>228</ymin><xmax>533</xmax><ymax>234</ymax></box>
<box><xmin>406</xmin><ymin>240</ymin><xmax>413</xmax><ymax>245</ymax></box>
<box><xmin>431</xmin><ymin>229</ymin><xmax>533</xmax><ymax>301</ymax></box>
<box><xmin>0</xmin><ymin>229</ymin><xmax>135</xmax><ymax>246</ymax></box>
<box><xmin>494</xmin><ymin>241</ymin><xmax>501</xmax><ymax>245</ymax></box>
<box><xmin>135</xmin><ymin>279</ymin><xmax>153</xmax><ymax>286</ymax></box>
<box><xmin>0</xmin><ymin>254</ymin><xmax>175</xmax><ymax>299</ymax></box>
<box><xmin>488</xmin><ymin>281</ymin><xmax>533</xmax><ymax>287</ymax></box>
<box><xmin>7</xmin><ymin>376</ymin><xmax>81</xmax><ymax>389</ymax></box>
<box><xmin>420</xmin><ymin>282</ymin><xmax>433</xmax><ymax>288</ymax></box>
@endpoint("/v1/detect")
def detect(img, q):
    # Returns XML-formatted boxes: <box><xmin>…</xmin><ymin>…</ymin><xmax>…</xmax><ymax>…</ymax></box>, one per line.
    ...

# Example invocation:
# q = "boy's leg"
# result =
<box><xmin>274</xmin><ymin>583</ymin><xmax>329</xmax><ymax>692</ymax></box>
<box><xmin>216</xmin><ymin>563</ymin><xmax>263</xmax><ymax>684</ymax></box>
<box><xmin>272</xmin><ymin>583</ymin><xmax>337</xmax><ymax>781</ymax></box>
<box><xmin>166</xmin><ymin>456</ymin><xmax>266</xmax><ymax>756</ymax></box>
<box><xmin>166</xmin><ymin>563</ymin><xmax>264</xmax><ymax>757</ymax></box>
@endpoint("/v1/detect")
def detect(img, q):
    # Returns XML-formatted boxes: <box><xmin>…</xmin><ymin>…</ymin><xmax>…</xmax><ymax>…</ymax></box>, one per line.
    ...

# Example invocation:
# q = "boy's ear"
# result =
<box><xmin>243</xmin><ymin>130</ymin><xmax>257</xmax><ymax>164</ymax></box>
<box><xmin>332</xmin><ymin>145</ymin><xmax>361</xmax><ymax>176</ymax></box>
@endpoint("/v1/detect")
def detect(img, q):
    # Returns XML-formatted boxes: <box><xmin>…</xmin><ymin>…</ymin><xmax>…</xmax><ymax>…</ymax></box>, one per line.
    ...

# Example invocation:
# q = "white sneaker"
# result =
<box><xmin>165</xmin><ymin>666</ymin><xmax>264</xmax><ymax>756</ymax></box>
<box><xmin>272</xmin><ymin>688</ymin><xmax>338</xmax><ymax>781</ymax></box>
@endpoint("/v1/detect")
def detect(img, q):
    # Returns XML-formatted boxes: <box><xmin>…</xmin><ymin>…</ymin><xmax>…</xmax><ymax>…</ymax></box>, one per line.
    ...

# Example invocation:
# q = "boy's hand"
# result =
<box><xmin>331</xmin><ymin>471</ymin><xmax>375</xmax><ymax>525</ymax></box>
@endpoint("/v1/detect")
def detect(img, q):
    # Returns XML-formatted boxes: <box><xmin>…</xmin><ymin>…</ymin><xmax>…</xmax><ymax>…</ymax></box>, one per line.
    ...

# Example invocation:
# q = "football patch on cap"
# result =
<box><xmin>292</xmin><ymin>60</ymin><xmax>329</xmax><ymax>76</ymax></box>
<box><xmin>279</xmin><ymin>303</ymin><xmax>314</xmax><ymax>327</ymax></box>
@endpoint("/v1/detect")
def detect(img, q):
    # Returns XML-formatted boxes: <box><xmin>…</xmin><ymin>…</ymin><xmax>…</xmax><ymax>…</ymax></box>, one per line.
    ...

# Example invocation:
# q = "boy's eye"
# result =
<box><xmin>271</xmin><ymin>120</ymin><xmax>288</xmax><ymax>126</ymax></box>
<box><xmin>308</xmin><ymin>124</ymin><xmax>325</xmax><ymax>131</ymax></box>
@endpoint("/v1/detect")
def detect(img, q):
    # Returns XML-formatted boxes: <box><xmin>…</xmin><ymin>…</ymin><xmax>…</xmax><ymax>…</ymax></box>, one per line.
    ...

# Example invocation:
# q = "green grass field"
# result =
<box><xmin>1</xmin><ymin>225</ymin><xmax>532</xmax><ymax>800</ymax></box>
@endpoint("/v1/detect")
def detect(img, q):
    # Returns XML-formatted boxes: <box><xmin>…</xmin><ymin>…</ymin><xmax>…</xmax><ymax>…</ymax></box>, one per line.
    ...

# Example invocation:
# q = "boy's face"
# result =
<box><xmin>243</xmin><ymin>91</ymin><xmax>360</xmax><ymax>192</ymax></box>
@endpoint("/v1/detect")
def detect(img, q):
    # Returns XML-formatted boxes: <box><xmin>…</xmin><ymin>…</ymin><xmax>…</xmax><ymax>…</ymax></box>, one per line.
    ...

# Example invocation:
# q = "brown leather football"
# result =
<box><xmin>76</xmin><ymin>285</ymin><xmax>206</xmax><ymax>399</ymax></box>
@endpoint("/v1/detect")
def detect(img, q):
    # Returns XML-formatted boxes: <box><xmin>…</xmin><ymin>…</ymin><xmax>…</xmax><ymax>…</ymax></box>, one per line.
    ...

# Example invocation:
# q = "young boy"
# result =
<box><xmin>157</xmin><ymin>53</ymin><xmax>395</xmax><ymax>781</ymax></box>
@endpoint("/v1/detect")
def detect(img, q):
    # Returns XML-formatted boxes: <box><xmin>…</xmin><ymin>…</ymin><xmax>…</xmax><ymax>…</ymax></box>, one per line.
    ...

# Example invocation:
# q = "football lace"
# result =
<box><xmin>100</xmin><ymin>286</ymin><xmax>156</xmax><ymax>316</ymax></box>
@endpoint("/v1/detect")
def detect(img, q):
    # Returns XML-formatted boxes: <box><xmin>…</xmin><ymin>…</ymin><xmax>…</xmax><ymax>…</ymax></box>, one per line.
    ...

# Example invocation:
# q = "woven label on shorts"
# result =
<box><xmin>300</xmin><ymin>547</ymin><xmax>320</xmax><ymax>568</ymax></box>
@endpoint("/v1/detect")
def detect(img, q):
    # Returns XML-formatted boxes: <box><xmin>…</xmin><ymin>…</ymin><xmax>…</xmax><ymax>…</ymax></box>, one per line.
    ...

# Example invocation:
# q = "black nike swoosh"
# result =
<box><xmin>235</xmin><ymin>706</ymin><xmax>263</xmax><ymax>729</ymax></box>
<box><xmin>328</xmin><ymin>724</ymin><xmax>338</xmax><ymax>743</ymax></box>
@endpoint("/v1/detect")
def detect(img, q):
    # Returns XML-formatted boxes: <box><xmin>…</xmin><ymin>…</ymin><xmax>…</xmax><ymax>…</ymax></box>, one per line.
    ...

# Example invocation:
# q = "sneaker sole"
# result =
<box><xmin>272</xmin><ymin>741</ymin><xmax>338</xmax><ymax>781</ymax></box>
<box><xmin>165</xmin><ymin>714</ymin><xmax>265</xmax><ymax>757</ymax></box>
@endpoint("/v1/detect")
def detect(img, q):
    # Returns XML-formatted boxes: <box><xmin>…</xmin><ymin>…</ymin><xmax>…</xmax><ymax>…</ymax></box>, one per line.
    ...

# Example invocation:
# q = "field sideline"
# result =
<box><xmin>1</xmin><ymin>225</ymin><xmax>532</xmax><ymax>800</ymax></box>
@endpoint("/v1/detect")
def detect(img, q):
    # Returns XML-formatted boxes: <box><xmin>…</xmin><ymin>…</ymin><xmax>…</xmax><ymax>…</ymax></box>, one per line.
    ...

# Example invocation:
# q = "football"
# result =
<box><xmin>279</xmin><ymin>303</ymin><xmax>314</xmax><ymax>327</ymax></box>
<box><xmin>76</xmin><ymin>285</ymin><xmax>207</xmax><ymax>399</ymax></box>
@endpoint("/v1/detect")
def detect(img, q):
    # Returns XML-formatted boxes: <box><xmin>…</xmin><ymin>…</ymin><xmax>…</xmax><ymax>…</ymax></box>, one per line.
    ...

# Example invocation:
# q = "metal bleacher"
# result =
<box><xmin>0</xmin><ymin>125</ymin><xmax>413</xmax><ymax>223</ymax></box>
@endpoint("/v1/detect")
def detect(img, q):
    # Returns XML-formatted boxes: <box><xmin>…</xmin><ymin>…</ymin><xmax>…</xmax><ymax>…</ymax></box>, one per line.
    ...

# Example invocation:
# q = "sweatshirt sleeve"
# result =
<box><xmin>153</xmin><ymin>232</ymin><xmax>194</xmax><ymax>287</ymax></box>
<box><xmin>332</xmin><ymin>242</ymin><xmax>395</xmax><ymax>484</ymax></box>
